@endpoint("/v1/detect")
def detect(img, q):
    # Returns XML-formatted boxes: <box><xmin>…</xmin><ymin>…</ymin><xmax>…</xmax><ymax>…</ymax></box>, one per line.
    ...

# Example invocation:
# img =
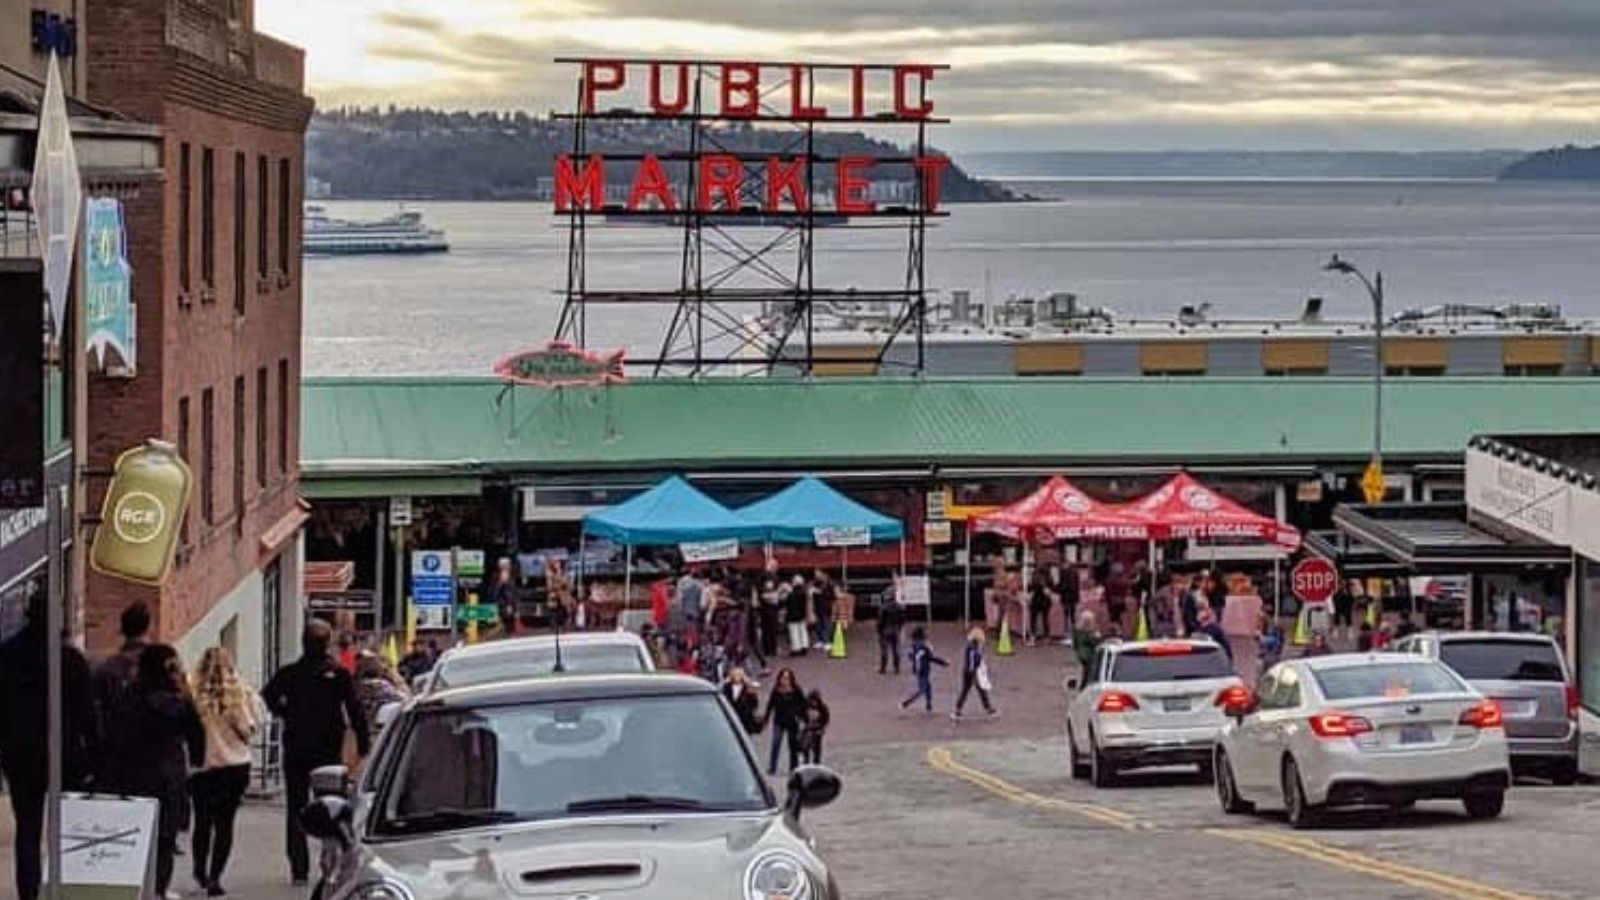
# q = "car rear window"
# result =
<box><xmin>1440</xmin><ymin>640</ymin><xmax>1565</xmax><ymax>682</ymax></box>
<box><xmin>1313</xmin><ymin>662</ymin><xmax>1465</xmax><ymax>701</ymax></box>
<box><xmin>1111</xmin><ymin>645</ymin><xmax>1232</xmax><ymax>682</ymax></box>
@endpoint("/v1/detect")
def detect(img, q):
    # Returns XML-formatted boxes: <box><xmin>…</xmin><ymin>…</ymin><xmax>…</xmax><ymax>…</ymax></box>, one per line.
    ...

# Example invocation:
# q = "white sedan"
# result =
<box><xmin>1214</xmin><ymin>654</ymin><xmax>1511</xmax><ymax>828</ymax></box>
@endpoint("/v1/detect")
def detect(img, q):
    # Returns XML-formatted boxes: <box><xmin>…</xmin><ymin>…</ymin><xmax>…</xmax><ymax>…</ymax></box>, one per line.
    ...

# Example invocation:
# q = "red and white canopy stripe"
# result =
<box><xmin>973</xmin><ymin>475</ymin><xmax>1153</xmax><ymax>542</ymax></box>
<box><xmin>1123</xmin><ymin>472</ymin><xmax>1302</xmax><ymax>549</ymax></box>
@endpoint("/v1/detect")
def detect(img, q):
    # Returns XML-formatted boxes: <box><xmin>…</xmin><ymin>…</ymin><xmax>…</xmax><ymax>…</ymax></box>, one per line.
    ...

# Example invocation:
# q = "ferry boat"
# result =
<box><xmin>764</xmin><ymin>292</ymin><xmax>1600</xmax><ymax>378</ymax></box>
<box><xmin>302</xmin><ymin>206</ymin><xmax>449</xmax><ymax>256</ymax></box>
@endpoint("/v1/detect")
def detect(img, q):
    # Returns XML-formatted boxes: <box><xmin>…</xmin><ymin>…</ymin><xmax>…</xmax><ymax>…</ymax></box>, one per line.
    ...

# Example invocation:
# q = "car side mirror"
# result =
<box><xmin>786</xmin><ymin>765</ymin><xmax>841</xmax><ymax>815</ymax></box>
<box><xmin>311</xmin><ymin>764</ymin><xmax>351</xmax><ymax>799</ymax></box>
<box><xmin>376</xmin><ymin>702</ymin><xmax>402</xmax><ymax>729</ymax></box>
<box><xmin>299</xmin><ymin>796</ymin><xmax>352</xmax><ymax>846</ymax></box>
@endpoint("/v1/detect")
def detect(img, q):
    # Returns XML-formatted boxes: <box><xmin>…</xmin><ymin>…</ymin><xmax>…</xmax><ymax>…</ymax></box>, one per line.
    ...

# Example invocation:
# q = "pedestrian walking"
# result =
<box><xmin>0</xmin><ymin>587</ymin><xmax>95</xmax><ymax>900</ymax></box>
<box><xmin>784</xmin><ymin>575</ymin><xmax>811</xmax><ymax>656</ymax></box>
<box><xmin>1028</xmin><ymin>564</ymin><xmax>1059</xmax><ymax>645</ymax></box>
<box><xmin>677</xmin><ymin>567</ymin><xmax>706</xmax><ymax>649</ymax></box>
<box><xmin>800</xmin><ymin>689</ymin><xmax>831</xmax><ymax>765</ymax></box>
<box><xmin>490</xmin><ymin>557</ymin><xmax>520</xmax><ymax>635</ymax></box>
<box><xmin>396</xmin><ymin>639</ymin><xmax>433</xmax><ymax>683</ymax></box>
<box><xmin>758</xmin><ymin>575</ymin><xmax>783</xmax><ymax>666</ymax></box>
<box><xmin>811</xmin><ymin>569</ymin><xmax>836</xmax><ymax>650</ymax></box>
<box><xmin>876</xmin><ymin>591</ymin><xmax>905</xmax><ymax>674</ymax></box>
<box><xmin>1221</xmin><ymin>577</ymin><xmax>1264</xmax><ymax>682</ymax></box>
<box><xmin>952</xmin><ymin>627</ymin><xmax>998</xmax><ymax>719</ymax></box>
<box><xmin>763</xmin><ymin>668</ymin><xmax>807</xmax><ymax>775</ymax></box>
<box><xmin>899</xmin><ymin>626</ymin><xmax>948</xmax><ymax>713</ymax></box>
<box><xmin>91</xmin><ymin>600</ymin><xmax>152</xmax><ymax>793</ymax></box>
<box><xmin>127</xmin><ymin>644</ymin><xmax>205</xmax><ymax>899</ymax></box>
<box><xmin>189</xmin><ymin>646</ymin><xmax>261</xmax><ymax>897</ymax></box>
<box><xmin>354</xmin><ymin>652</ymin><xmax>409</xmax><ymax>742</ymax></box>
<box><xmin>1059</xmin><ymin>564</ymin><xmax>1081</xmax><ymax>645</ymax></box>
<box><xmin>722</xmin><ymin>667</ymin><xmax>763</xmax><ymax>736</ymax></box>
<box><xmin>1073</xmin><ymin>610</ymin><xmax>1101</xmax><ymax>676</ymax></box>
<box><xmin>262</xmin><ymin>620</ymin><xmax>371</xmax><ymax>886</ymax></box>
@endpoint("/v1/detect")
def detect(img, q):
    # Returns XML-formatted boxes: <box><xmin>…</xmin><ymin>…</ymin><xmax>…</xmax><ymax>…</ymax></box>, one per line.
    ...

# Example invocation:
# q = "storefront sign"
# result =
<box><xmin>896</xmin><ymin>574</ymin><xmax>931</xmax><ymax>606</ymax></box>
<box><xmin>409</xmin><ymin>550</ymin><xmax>454</xmax><ymax>630</ymax></box>
<box><xmin>387</xmin><ymin>496</ymin><xmax>412</xmax><ymax>527</ymax></box>
<box><xmin>0</xmin><ymin>261</ymin><xmax>44</xmax><ymax>509</ymax></box>
<box><xmin>925</xmin><ymin>488</ymin><xmax>948</xmax><ymax>521</ymax></box>
<box><xmin>31</xmin><ymin>53</ymin><xmax>81</xmax><ymax>339</ymax></box>
<box><xmin>1466</xmin><ymin>447</ymin><xmax>1571</xmax><ymax>545</ymax></box>
<box><xmin>85</xmin><ymin>198</ymin><xmax>135</xmax><ymax>375</ymax></box>
<box><xmin>923</xmin><ymin>520</ymin><xmax>952</xmax><ymax>546</ymax></box>
<box><xmin>306</xmin><ymin>591</ymin><xmax>376</xmax><ymax>613</ymax></box>
<box><xmin>494</xmin><ymin>342</ymin><xmax>626</xmax><ymax>387</ymax></box>
<box><xmin>680</xmin><ymin>539</ymin><xmax>739</xmax><ymax>563</ymax></box>
<box><xmin>814</xmin><ymin>526</ymin><xmax>870</xmax><ymax>548</ymax></box>
<box><xmin>90</xmin><ymin>441</ymin><xmax>192</xmax><ymax>586</ymax></box>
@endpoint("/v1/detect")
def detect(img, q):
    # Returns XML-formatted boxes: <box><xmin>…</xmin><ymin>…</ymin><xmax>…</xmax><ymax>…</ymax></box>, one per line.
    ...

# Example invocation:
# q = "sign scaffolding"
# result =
<box><xmin>551</xmin><ymin>58</ymin><xmax>950</xmax><ymax>376</ymax></box>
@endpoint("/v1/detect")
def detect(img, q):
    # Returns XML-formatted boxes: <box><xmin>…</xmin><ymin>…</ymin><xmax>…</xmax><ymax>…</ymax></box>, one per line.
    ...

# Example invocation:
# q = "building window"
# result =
<box><xmin>277</xmin><ymin>158</ymin><xmax>291</xmax><ymax>274</ymax></box>
<box><xmin>233</xmin><ymin>375</ymin><xmax>245</xmax><ymax>522</ymax></box>
<box><xmin>1385</xmin><ymin>365</ymin><xmax>1447</xmax><ymax>377</ymax></box>
<box><xmin>277</xmin><ymin>358</ymin><xmax>289</xmax><ymax>474</ymax></box>
<box><xmin>257</xmin><ymin>155</ymin><xmax>269</xmax><ymax>280</ymax></box>
<box><xmin>201</xmin><ymin>387</ymin><xmax>215</xmax><ymax>523</ymax></box>
<box><xmin>179</xmin><ymin>143</ymin><xmax>192</xmax><ymax>293</ymax></box>
<box><xmin>201</xmin><ymin>147</ymin><xmax>216</xmax><ymax>289</ymax></box>
<box><xmin>234</xmin><ymin>152</ymin><xmax>246</xmax><ymax>314</ymax></box>
<box><xmin>1504</xmin><ymin>364</ymin><xmax>1562</xmax><ymax>377</ymax></box>
<box><xmin>1264</xmin><ymin>367</ymin><xmax>1329</xmax><ymax>377</ymax></box>
<box><xmin>256</xmin><ymin>366</ymin><xmax>268</xmax><ymax>489</ymax></box>
<box><xmin>177</xmin><ymin>396</ymin><xmax>191</xmax><ymax>546</ymax></box>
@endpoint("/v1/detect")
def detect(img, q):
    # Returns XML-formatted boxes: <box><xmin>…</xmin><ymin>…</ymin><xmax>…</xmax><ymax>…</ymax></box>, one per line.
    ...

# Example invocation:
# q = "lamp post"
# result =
<box><xmin>1324</xmin><ymin>254</ymin><xmax>1386</xmax><ymax>503</ymax></box>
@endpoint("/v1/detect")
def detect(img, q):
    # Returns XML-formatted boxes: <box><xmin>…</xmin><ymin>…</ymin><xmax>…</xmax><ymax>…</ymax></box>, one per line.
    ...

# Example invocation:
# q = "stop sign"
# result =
<box><xmin>1291</xmin><ymin>557</ymin><xmax>1339</xmax><ymax>604</ymax></box>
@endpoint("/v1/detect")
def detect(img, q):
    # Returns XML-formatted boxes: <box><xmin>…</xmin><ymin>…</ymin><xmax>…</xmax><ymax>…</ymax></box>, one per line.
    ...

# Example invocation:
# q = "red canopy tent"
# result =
<box><xmin>1123</xmin><ymin>472</ymin><xmax>1302</xmax><ymax>550</ymax></box>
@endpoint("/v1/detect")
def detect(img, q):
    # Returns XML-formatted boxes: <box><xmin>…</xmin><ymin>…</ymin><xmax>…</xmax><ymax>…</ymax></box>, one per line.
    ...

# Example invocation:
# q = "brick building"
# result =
<box><xmin>82</xmin><ymin>0</ymin><xmax>311</xmax><ymax>682</ymax></box>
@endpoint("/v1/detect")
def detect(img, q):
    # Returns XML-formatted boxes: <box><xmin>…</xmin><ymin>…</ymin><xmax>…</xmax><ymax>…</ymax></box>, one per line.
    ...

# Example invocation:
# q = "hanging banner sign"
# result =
<box><xmin>31</xmin><ymin>53</ymin><xmax>81</xmax><ymax>340</ymax></box>
<box><xmin>494</xmin><ymin>341</ymin><xmax>626</xmax><ymax>387</ymax></box>
<box><xmin>89</xmin><ymin>441</ymin><xmax>192</xmax><ymax>586</ymax></box>
<box><xmin>680</xmin><ymin>538</ymin><xmax>739</xmax><ymax>563</ymax></box>
<box><xmin>924</xmin><ymin>520</ymin><xmax>952</xmax><ymax>545</ymax></box>
<box><xmin>85</xmin><ymin>197</ymin><xmax>135</xmax><ymax>374</ymax></box>
<box><xmin>814</xmin><ymin>525</ymin><xmax>871</xmax><ymax>548</ymax></box>
<box><xmin>896</xmin><ymin>574</ymin><xmax>931</xmax><ymax>606</ymax></box>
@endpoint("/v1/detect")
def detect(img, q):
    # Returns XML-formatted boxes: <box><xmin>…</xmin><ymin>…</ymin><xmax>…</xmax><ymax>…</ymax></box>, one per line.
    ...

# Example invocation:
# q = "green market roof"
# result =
<box><xmin>301</xmin><ymin>376</ymin><xmax>1600</xmax><ymax>493</ymax></box>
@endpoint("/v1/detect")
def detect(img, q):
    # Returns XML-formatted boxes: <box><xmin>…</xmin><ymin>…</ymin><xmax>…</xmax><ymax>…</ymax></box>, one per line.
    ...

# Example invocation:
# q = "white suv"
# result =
<box><xmin>1065</xmin><ymin>639</ymin><xmax>1245</xmax><ymax>786</ymax></box>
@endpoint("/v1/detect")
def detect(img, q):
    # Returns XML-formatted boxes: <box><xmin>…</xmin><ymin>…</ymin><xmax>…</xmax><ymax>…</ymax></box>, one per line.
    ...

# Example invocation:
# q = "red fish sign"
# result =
<box><xmin>494</xmin><ymin>342</ymin><xmax>626</xmax><ymax>387</ymax></box>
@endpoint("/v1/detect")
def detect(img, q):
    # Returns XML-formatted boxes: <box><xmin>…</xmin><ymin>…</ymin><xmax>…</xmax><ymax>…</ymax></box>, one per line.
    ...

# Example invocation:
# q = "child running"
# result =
<box><xmin>899</xmin><ymin>626</ymin><xmax>948</xmax><ymax>714</ymax></box>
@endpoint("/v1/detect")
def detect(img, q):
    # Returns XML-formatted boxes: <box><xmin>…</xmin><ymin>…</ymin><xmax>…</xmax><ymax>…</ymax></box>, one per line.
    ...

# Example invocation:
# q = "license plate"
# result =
<box><xmin>1500</xmin><ymin>699</ymin><xmax>1537</xmax><ymax>719</ymax></box>
<box><xmin>1399</xmin><ymin>724</ymin><xmax>1432</xmax><ymax>745</ymax></box>
<box><xmin>1163</xmin><ymin>697</ymin><xmax>1192</xmax><ymax>712</ymax></box>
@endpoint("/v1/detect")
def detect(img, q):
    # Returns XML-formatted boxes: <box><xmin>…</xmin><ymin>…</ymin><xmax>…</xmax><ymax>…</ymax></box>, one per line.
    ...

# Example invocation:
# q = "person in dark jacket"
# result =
<box><xmin>1029</xmin><ymin>565</ymin><xmax>1062</xmax><ymax>644</ymax></box>
<box><xmin>0</xmin><ymin>587</ymin><xmax>95</xmax><ymax>900</ymax></box>
<box><xmin>762</xmin><ymin>667</ymin><xmax>806</xmax><ymax>775</ymax></box>
<box><xmin>899</xmin><ymin>627</ymin><xmax>948</xmax><ymax>714</ymax></box>
<box><xmin>783</xmin><ymin>576</ymin><xmax>810</xmax><ymax>656</ymax></box>
<box><xmin>757</xmin><ymin>576</ymin><xmax>783</xmax><ymax>667</ymax></box>
<box><xmin>721</xmin><ymin>667</ymin><xmax>763</xmax><ymax>735</ymax></box>
<box><xmin>262</xmin><ymin>620</ymin><xmax>370</xmax><ymax>885</ymax></box>
<box><xmin>126</xmin><ymin>643</ymin><xmax>205</xmax><ymax>898</ymax></box>
<box><xmin>877</xmin><ymin>592</ymin><xmax>905</xmax><ymax>674</ymax></box>
<box><xmin>91</xmin><ymin>600</ymin><xmax>151</xmax><ymax>793</ymax></box>
<box><xmin>810</xmin><ymin>570</ymin><xmax>836</xmax><ymax>650</ymax></box>
<box><xmin>799</xmin><ymin>690</ymin><xmax>831</xmax><ymax>765</ymax></box>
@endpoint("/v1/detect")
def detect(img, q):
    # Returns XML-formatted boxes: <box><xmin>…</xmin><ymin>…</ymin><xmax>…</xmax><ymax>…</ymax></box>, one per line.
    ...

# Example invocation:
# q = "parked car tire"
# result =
<box><xmin>1281</xmin><ymin>756</ymin><xmax>1320</xmax><ymax>830</ymax></box>
<box><xmin>1090</xmin><ymin>730</ymin><xmax>1118</xmax><ymax>788</ymax></box>
<box><xmin>1067</xmin><ymin>724</ymin><xmax>1089</xmax><ymax>781</ymax></box>
<box><xmin>1463</xmin><ymin>789</ymin><xmax>1505</xmax><ymax>820</ymax></box>
<box><xmin>1550</xmin><ymin>759</ymin><xmax>1580</xmax><ymax>787</ymax></box>
<box><xmin>1215</xmin><ymin>750</ymin><xmax>1254</xmax><ymax>815</ymax></box>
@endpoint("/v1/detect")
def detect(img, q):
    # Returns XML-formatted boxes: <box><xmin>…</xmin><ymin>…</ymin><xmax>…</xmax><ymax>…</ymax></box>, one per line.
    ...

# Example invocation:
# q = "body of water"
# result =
<box><xmin>305</xmin><ymin>180</ymin><xmax>1600</xmax><ymax>375</ymax></box>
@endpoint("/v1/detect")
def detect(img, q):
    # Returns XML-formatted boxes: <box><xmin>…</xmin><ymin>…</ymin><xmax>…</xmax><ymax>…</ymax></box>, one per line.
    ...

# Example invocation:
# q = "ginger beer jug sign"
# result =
<box><xmin>91</xmin><ymin>440</ymin><xmax>192</xmax><ymax>585</ymax></box>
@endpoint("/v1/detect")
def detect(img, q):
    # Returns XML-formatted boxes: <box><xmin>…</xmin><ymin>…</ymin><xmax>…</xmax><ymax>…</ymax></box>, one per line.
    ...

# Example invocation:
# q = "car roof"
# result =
<box><xmin>1106</xmin><ymin>638</ymin><xmax>1224</xmax><ymax>654</ymax></box>
<box><xmin>418</xmin><ymin>672</ymin><xmax>711</xmax><ymax>709</ymax></box>
<box><xmin>1422</xmin><ymin>630</ymin><xmax>1561</xmax><ymax>646</ymax></box>
<box><xmin>438</xmin><ymin>632</ymin><xmax>647</xmax><ymax>663</ymax></box>
<box><xmin>1293</xmin><ymin>652</ymin><xmax>1441</xmax><ymax>672</ymax></box>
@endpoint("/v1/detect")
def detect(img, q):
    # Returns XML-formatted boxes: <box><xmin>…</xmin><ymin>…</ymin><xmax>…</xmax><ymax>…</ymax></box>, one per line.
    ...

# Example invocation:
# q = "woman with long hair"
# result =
<box><xmin>354</xmin><ymin>651</ymin><xmax>409</xmax><ymax>741</ymax></box>
<box><xmin>189</xmin><ymin>646</ymin><xmax>260</xmax><ymax>897</ymax></box>
<box><xmin>762</xmin><ymin>667</ymin><xmax>806</xmax><ymax>775</ymax></box>
<box><xmin>127</xmin><ymin>644</ymin><xmax>204</xmax><ymax>899</ymax></box>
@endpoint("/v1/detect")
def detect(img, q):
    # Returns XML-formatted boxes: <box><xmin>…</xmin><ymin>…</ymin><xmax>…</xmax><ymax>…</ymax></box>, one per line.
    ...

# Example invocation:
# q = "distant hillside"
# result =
<box><xmin>965</xmin><ymin>150</ymin><xmax>1524</xmax><ymax>181</ymax></box>
<box><xmin>1500</xmin><ymin>145</ymin><xmax>1600</xmax><ymax>180</ymax></box>
<box><xmin>306</xmin><ymin>108</ymin><xmax>1015</xmax><ymax>203</ymax></box>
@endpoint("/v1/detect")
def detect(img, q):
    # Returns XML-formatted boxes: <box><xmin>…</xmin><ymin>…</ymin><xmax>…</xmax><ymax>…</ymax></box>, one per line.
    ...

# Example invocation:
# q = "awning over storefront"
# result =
<box><xmin>1330</xmin><ymin>503</ymin><xmax>1570</xmax><ymax>574</ymax></box>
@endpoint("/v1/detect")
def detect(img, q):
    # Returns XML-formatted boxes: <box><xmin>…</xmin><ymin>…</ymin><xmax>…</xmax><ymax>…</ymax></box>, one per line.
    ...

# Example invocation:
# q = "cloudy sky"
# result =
<box><xmin>258</xmin><ymin>0</ymin><xmax>1600</xmax><ymax>152</ymax></box>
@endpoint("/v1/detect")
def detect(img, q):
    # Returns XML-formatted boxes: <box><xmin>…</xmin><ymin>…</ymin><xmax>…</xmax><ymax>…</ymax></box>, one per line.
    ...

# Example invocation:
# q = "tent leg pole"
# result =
<box><xmin>620</xmin><ymin>543</ymin><xmax>633</xmax><ymax>632</ymax></box>
<box><xmin>842</xmin><ymin>546</ymin><xmax>848</xmax><ymax>590</ymax></box>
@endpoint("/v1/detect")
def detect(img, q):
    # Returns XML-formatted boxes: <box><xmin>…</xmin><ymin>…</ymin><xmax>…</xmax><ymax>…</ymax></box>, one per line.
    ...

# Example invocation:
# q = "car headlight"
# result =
<box><xmin>744</xmin><ymin>850</ymin><xmax>813</xmax><ymax>900</ymax></box>
<box><xmin>349</xmin><ymin>879</ymin><xmax>414</xmax><ymax>900</ymax></box>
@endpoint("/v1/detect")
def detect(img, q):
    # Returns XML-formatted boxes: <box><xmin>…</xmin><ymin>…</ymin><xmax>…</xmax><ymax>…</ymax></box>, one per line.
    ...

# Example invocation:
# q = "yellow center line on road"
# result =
<box><xmin>925</xmin><ymin>746</ymin><xmax>1546</xmax><ymax>900</ymax></box>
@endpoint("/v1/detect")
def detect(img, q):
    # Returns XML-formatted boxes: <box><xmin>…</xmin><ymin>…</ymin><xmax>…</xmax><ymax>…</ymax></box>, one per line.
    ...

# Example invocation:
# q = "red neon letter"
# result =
<box><xmin>836</xmin><ymin>156</ymin><xmax>876</xmax><ymax>214</ymax></box>
<box><xmin>912</xmin><ymin>155</ymin><xmax>951</xmax><ymax>212</ymax></box>
<box><xmin>766</xmin><ymin>157</ymin><xmax>809</xmax><ymax>212</ymax></box>
<box><xmin>789</xmin><ymin>65</ymin><xmax>827</xmax><ymax>119</ymax></box>
<box><xmin>582</xmin><ymin>60</ymin><xmax>625</xmax><ymax>114</ymax></box>
<box><xmin>850</xmin><ymin>66</ymin><xmax>866</xmax><ymax>118</ymax></box>
<box><xmin>893</xmin><ymin>65</ymin><xmax>935</xmax><ymax>119</ymax></box>
<box><xmin>698</xmin><ymin>154</ymin><xmax>743</xmax><ymax>211</ymax></box>
<box><xmin>554</xmin><ymin>154</ymin><xmax>604</xmax><ymax>211</ymax></box>
<box><xmin>649</xmin><ymin>63</ymin><xmax>689</xmax><ymax>116</ymax></box>
<box><xmin>720</xmin><ymin>62</ymin><xmax>760</xmax><ymax>117</ymax></box>
<box><xmin>628</xmin><ymin>154</ymin><xmax>677</xmax><ymax>211</ymax></box>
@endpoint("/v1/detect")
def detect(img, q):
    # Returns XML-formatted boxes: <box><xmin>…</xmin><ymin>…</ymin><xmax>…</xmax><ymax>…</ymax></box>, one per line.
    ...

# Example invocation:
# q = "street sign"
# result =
<box><xmin>456</xmin><ymin>604</ymin><xmax>498</xmax><ymax>624</ymax></box>
<box><xmin>1361</xmin><ymin>459</ymin><xmax>1386</xmax><ymax>505</ymax></box>
<box><xmin>455</xmin><ymin>548</ymin><xmax>486</xmax><ymax>579</ymax></box>
<box><xmin>1291</xmin><ymin>556</ymin><xmax>1339</xmax><ymax>605</ymax></box>
<box><xmin>410</xmin><ymin>550</ymin><xmax>454</xmax><ymax>630</ymax></box>
<box><xmin>388</xmin><ymin>496</ymin><xmax>412</xmax><ymax>527</ymax></box>
<box><xmin>926</xmin><ymin>488</ymin><xmax>948</xmax><ymax>521</ymax></box>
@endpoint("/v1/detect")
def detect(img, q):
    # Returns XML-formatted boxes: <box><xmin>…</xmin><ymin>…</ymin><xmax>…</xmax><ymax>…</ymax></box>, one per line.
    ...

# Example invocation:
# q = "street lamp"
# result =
<box><xmin>1324</xmin><ymin>254</ymin><xmax>1386</xmax><ymax>503</ymax></box>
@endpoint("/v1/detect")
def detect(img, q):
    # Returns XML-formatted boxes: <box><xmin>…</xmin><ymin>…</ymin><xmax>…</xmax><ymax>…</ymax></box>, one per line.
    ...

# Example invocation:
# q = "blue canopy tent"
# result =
<box><xmin>578</xmin><ymin>476</ymin><xmax>765</xmax><ymax>628</ymax></box>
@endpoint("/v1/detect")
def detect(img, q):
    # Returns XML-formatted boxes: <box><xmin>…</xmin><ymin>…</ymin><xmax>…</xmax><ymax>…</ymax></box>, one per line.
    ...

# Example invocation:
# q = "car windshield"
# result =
<box><xmin>434</xmin><ymin>644</ymin><xmax>647</xmax><ymax>690</ymax></box>
<box><xmin>375</xmin><ymin>693</ymin><xmax>770</xmax><ymax>835</ymax></box>
<box><xmin>1111</xmin><ymin>645</ymin><xmax>1232</xmax><ymax>682</ymax></box>
<box><xmin>1439</xmin><ymin>640</ymin><xmax>1565</xmax><ymax>682</ymax></box>
<box><xmin>1313</xmin><ymin>662</ymin><xmax>1466</xmax><ymax>701</ymax></box>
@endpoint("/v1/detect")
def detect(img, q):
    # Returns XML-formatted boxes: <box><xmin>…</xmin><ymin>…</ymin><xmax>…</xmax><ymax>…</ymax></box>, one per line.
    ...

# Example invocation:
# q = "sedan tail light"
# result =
<box><xmin>1567</xmin><ymin>684</ymin><xmax>1580</xmax><ymax>721</ymax></box>
<box><xmin>1459</xmin><ymin>700</ymin><xmax>1504</xmax><ymax>730</ymax></box>
<box><xmin>1097</xmin><ymin>690</ymin><xmax>1140</xmax><ymax>713</ymax></box>
<box><xmin>1307</xmin><ymin>711</ymin><xmax>1374</xmax><ymax>738</ymax></box>
<box><xmin>1214</xmin><ymin>686</ymin><xmax>1252</xmax><ymax>708</ymax></box>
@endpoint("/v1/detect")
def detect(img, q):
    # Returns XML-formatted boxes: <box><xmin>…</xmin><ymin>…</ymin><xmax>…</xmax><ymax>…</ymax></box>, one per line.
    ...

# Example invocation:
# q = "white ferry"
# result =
<box><xmin>302</xmin><ymin>206</ymin><xmax>449</xmax><ymax>256</ymax></box>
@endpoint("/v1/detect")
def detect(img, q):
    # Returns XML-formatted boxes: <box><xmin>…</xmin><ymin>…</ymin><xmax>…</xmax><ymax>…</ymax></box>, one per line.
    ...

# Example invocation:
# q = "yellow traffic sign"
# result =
<box><xmin>1361</xmin><ymin>459</ymin><xmax>1386</xmax><ymax>505</ymax></box>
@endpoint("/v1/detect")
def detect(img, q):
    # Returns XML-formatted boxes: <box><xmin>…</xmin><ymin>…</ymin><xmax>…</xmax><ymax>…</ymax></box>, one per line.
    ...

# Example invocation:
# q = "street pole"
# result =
<box><xmin>1372</xmin><ymin>271</ymin><xmax>1384</xmax><ymax>480</ymax></box>
<box><xmin>46</xmin><ymin>485</ymin><xmax>62</xmax><ymax>900</ymax></box>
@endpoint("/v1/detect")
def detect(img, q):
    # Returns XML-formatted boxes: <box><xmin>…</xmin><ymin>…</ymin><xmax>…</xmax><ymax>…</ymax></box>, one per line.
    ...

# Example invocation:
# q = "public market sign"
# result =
<box><xmin>553</xmin><ymin>59</ymin><xmax>951</xmax><ymax>216</ymax></box>
<box><xmin>494</xmin><ymin>341</ymin><xmax>626</xmax><ymax>387</ymax></box>
<box><xmin>85</xmin><ymin>197</ymin><xmax>136</xmax><ymax>374</ymax></box>
<box><xmin>1465</xmin><ymin>447</ymin><xmax>1571</xmax><ymax>545</ymax></box>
